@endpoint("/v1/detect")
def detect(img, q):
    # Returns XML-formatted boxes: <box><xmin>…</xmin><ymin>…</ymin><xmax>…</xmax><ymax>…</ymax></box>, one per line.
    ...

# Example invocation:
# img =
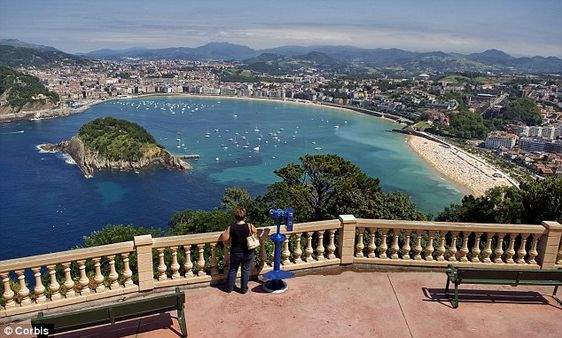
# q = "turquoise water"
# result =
<box><xmin>0</xmin><ymin>96</ymin><xmax>461</xmax><ymax>259</ymax></box>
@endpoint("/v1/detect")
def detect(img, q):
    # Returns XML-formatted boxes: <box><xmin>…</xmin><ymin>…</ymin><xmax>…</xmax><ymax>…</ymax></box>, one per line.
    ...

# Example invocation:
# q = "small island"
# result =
<box><xmin>40</xmin><ymin>117</ymin><xmax>190</xmax><ymax>177</ymax></box>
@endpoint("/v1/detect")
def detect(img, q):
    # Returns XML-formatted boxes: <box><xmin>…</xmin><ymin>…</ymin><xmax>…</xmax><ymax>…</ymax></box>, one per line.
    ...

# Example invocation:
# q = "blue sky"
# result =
<box><xmin>1</xmin><ymin>0</ymin><xmax>561</xmax><ymax>56</ymax></box>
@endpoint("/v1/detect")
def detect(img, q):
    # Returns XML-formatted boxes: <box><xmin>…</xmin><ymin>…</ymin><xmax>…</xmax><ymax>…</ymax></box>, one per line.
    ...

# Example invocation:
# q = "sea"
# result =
<box><xmin>0</xmin><ymin>96</ymin><xmax>461</xmax><ymax>259</ymax></box>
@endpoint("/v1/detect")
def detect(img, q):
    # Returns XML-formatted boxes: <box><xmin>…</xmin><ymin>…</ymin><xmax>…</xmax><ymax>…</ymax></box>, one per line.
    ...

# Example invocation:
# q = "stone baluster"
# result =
<box><xmin>390</xmin><ymin>229</ymin><xmax>400</xmax><ymax>259</ymax></box>
<box><xmin>282</xmin><ymin>238</ymin><xmax>292</xmax><ymax>265</ymax></box>
<box><xmin>436</xmin><ymin>231</ymin><xmax>447</xmax><ymax>261</ymax></box>
<box><xmin>293</xmin><ymin>233</ymin><xmax>303</xmax><ymax>264</ymax></box>
<box><xmin>557</xmin><ymin>240</ymin><xmax>562</xmax><ymax>265</ymax></box>
<box><xmin>493</xmin><ymin>233</ymin><xmax>505</xmax><ymax>264</ymax></box>
<box><xmin>209</xmin><ymin>244</ymin><xmax>218</xmax><ymax>276</ymax></box>
<box><xmin>108</xmin><ymin>256</ymin><xmax>120</xmax><ymax>289</ymax></box>
<box><xmin>77</xmin><ymin>260</ymin><xmax>90</xmax><ymax>296</ymax></box>
<box><xmin>121</xmin><ymin>253</ymin><xmax>134</xmax><ymax>287</ymax></box>
<box><xmin>528</xmin><ymin>234</ymin><xmax>539</xmax><ymax>265</ymax></box>
<box><xmin>156</xmin><ymin>248</ymin><xmax>168</xmax><ymax>281</ymax></box>
<box><xmin>402</xmin><ymin>232</ymin><xmax>411</xmax><ymax>260</ymax></box>
<box><xmin>32</xmin><ymin>267</ymin><xmax>46</xmax><ymax>303</ymax></box>
<box><xmin>459</xmin><ymin>232</ymin><xmax>470</xmax><ymax>262</ymax></box>
<box><xmin>424</xmin><ymin>231</ymin><xmax>435</xmax><ymax>261</ymax></box>
<box><xmin>183</xmin><ymin>246</ymin><xmax>194</xmax><ymax>277</ymax></box>
<box><xmin>197</xmin><ymin>244</ymin><xmax>206</xmax><ymax>276</ymax></box>
<box><xmin>448</xmin><ymin>232</ymin><xmax>458</xmax><ymax>262</ymax></box>
<box><xmin>413</xmin><ymin>231</ymin><xmax>423</xmax><ymax>260</ymax></box>
<box><xmin>367</xmin><ymin>229</ymin><xmax>377</xmax><ymax>258</ymax></box>
<box><xmin>316</xmin><ymin>230</ymin><xmax>326</xmax><ymax>260</ymax></box>
<box><xmin>170</xmin><ymin>247</ymin><xmax>181</xmax><ymax>278</ymax></box>
<box><xmin>258</xmin><ymin>232</ymin><xmax>270</xmax><ymax>268</ymax></box>
<box><xmin>505</xmin><ymin>234</ymin><xmax>517</xmax><ymax>263</ymax></box>
<box><xmin>379</xmin><ymin>230</ymin><xmax>389</xmax><ymax>259</ymax></box>
<box><xmin>62</xmin><ymin>262</ymin><xmax>76</xmax><ymax>297</ymax></box>
<box><xmin>482</xmin><ymin>233</ymin><xmax>494</xmax><ymax>263</ymax></box>
<box><xmin>47</xmin><ymin>265</ymin><xmax>62</xmax><ymax>300</ymax></box>
<box><xmin>355</xmin><ymin>228</ymin><xmax>365</xmax><ymax>258</ymax></box>
<box><xmin>223</xmin><ymin>243</ymin><xmax>231</xmax><ymax>272</ymax></box>
<box><xmin>516</xmin><ymin>234</ymin><xmax>529</xmax><ymax>264</ymax></box>
<box><xmin>16</xmin><ymin>270</ymin><xmax>31</xmax><ymax>305</ymax></box>
<box><xmin>327</xmin><ymin>229</ymin><xmax>337</xmax><ymax>259</ymax></box>
<box><xmin>471</xmin><ymin>233</ymin><xmax>482</xmax><ymax>263</ymax></box>
<box><xmin>304</xmin><ymin>232</ymin><xmax>314</xmax><ymax>262</ymax></box>
<box><xmin>1</xmin><ymin>273</ymin><xmax>15</xmax><ymax>308</ymax></box>
<box><xmin>92</xmin><ymin>258</ymin><xmax>106</xmax><ymax>292</ymax></box>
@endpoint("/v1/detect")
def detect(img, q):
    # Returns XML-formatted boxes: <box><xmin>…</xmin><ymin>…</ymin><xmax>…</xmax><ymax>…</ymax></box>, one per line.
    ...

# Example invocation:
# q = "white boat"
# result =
<box><xmin>314</xmin><ymin>147</ymin><xmax>323</xmax><ymax>150</ymax></box>
<box><xmin>253</xmin><ymin>146</ymin><xmax>260</xmax><ymax>152</ymax></box>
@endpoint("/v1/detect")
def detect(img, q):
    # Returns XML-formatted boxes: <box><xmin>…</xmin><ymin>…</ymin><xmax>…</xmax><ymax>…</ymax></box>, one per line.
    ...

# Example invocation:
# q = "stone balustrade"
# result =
<box><xmin>0</xmin><ymin>242</ymin><xmax>137</xmax><ymax>317</ymax></box>
<box><xmin>352</xmin><ymin>219</ymin><xmax>548</xmax><ymax>268</ymax></box>
<box><xmin>1</xmin><ymin>216</ymin><xmax>560</xmax><ymax>319</ymax></box>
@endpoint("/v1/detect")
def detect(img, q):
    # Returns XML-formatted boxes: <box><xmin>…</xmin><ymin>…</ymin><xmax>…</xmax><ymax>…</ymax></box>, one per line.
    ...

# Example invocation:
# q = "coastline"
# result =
<box><xmin>407</xmin><ymin>134</ymin><xmax>515</xmax><ymax>197</ymax></box>
<box><xmin>0</xmin><ymin>93</ymin><xmax>401</xmax><ymax>125</ymax></box>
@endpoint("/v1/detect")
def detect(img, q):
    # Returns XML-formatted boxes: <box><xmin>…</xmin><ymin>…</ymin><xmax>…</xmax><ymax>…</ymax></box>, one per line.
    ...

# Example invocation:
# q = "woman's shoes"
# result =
<box><xmin>240</xmin><ymin>288</ymin><xmax>248</xmax><ymax>294</ymax></box>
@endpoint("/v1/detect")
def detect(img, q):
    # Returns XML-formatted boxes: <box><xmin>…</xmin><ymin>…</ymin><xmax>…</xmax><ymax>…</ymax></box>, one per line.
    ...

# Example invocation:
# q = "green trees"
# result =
<box><xmin>437</xmin><ymin>177</ymin><xmax>561</xmax><ymax>224</ymax></box>
<box><xmin>78</xmin><ymin>117</ymin><xmax>162</xmax><ymax>161</ymax></box>
<box><xmin>504</xmin><ymin>98</ymin><xmax>542</xmax><ymax>126</ymax></box>
<box><xmin>437</xmin><ymin>111</ymin><xmax>489</xmax><ymax>139</ymax></box>
<box><xmin>0</xmin><ymin>66</ymin><xmax>59</xmax><ymax>109</ymax></box>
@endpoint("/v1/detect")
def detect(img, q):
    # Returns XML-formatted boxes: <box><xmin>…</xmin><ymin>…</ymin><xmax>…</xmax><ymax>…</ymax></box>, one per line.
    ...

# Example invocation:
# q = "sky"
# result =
<box><xmin>1</xmin><ymin>0</ymin><xmax>561</xmax><ymax>57</ymax></box>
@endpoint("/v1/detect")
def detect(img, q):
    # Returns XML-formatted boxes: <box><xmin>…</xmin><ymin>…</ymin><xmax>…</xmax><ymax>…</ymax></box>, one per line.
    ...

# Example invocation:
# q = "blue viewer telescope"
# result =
<box><xmin>262</xmin><ymin>207</ymin><xmax>295</xmax><ymax>293</ymax></box>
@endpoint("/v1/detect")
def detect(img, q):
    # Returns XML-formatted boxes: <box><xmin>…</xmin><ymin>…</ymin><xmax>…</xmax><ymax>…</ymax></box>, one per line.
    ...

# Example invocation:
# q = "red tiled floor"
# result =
<box><xmin>9</xmin><ymin>271</ymin><xmax>562</xmax><ymax>337</ymax></box>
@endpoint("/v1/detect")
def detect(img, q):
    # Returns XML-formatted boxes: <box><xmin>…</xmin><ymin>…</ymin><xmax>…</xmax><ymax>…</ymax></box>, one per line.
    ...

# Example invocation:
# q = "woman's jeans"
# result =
<box><xmin>227</xmin><ymin>250</ymin><xmax>255</xmax><ymax>291</ymax></box>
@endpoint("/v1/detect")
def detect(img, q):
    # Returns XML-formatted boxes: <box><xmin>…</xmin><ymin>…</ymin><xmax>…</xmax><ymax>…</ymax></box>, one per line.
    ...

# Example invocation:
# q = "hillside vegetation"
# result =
<box><xmin>0</xmin><ymin>66</ymin><xmax>59</xmax><ymax>110</ymax></box>
<box><xmin>78</xmin><ymin>117</ymin><xmax>163</xmax><ymax>161</ymax></box>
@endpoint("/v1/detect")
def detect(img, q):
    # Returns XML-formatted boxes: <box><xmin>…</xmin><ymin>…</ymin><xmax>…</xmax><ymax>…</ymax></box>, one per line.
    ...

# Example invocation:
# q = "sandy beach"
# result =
<box><xmin>407</xmin><ymin>135</ymin><xmax>515</xmax><ymax>196</ymax></box>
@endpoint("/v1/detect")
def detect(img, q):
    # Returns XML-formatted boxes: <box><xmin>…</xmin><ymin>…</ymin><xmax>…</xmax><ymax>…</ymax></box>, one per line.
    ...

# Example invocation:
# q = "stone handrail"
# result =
<box><xmin>0</xmin><ymin>216</ymin><xmax>560</xmax><ymax>319</ymax></box>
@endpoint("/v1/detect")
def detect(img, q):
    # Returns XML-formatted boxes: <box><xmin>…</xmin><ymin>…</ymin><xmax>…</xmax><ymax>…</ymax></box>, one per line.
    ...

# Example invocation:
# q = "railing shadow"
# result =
<box><xmin>55</xmin><ymin>312</ymin><xmax>183</xmax><ymax>338</ymax></box>
<box><xmin>422</xmin><ymin>287</ymin><xmax>562</xmax><ymax>310</ymax></box>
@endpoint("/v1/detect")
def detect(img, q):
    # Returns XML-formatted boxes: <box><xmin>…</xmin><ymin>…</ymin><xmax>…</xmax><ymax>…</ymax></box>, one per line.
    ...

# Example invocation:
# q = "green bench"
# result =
<box><xmin>31</xmin><ymin>287</ymin><xmax>187</xmax><ymax>337</ymax></box>
<box><xmin>445</xmin><ymin>265</ymin><xmax>562</xmax><ymax>308</ymax></box>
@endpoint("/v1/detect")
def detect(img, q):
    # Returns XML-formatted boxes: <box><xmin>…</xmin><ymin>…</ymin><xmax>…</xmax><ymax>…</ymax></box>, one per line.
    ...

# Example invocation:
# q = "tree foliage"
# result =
<box><xmin>0</xmin><ymin>66</ymin><xmax>59</xmax><ymax>109</ymax></box>
<box><xmin>83</xmin><ymin>224</ymin><xmax>162</xmax><ymax>247</ymax></box>
<box><xmin>78</xmin><ymin>117</ymin><xmax>162</xmax><ymax>161</ymax></box>
<box><xmin>437</xmin><ymin>177</ymin><xmax>561</xmax><ymax>224</ymax></box>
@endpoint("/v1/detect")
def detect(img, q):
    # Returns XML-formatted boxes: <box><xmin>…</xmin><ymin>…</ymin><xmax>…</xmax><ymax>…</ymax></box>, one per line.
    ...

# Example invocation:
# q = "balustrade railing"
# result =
<box><xmin>353</xmin><ymin>219</ymin><xmax>547</xmax><ymax>268</ymax></box>
<box><xmin>1</xmin><ymin>216</ymin><xmax>560</xmax><ymax>319</ymax></box>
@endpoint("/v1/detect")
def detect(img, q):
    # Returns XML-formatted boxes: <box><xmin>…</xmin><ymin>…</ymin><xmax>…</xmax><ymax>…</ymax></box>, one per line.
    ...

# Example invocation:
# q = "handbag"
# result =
<box><xmin>246</xmin><ymin>223</ymin><xmax>260</xmax><ymax>250</ymax></box>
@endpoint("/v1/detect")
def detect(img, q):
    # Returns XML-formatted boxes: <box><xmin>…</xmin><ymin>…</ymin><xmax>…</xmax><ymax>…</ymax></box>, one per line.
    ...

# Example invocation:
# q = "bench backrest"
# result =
<box><xmin>456</xmin><ymin>268</ymin><xmax>562</xmax><ymax>283</ymax></box>
<box><xmin>32</xmin><ymin>289</ymin><xmax>185</xmax><ymax>333</ymax></box>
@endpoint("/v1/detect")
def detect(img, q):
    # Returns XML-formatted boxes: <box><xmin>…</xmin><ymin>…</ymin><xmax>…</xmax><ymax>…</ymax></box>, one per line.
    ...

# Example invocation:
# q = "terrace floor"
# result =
<box><xmin>40</xmin><ymin>270</ymin><xmax>562</xmax><ymax>337</ymax></box>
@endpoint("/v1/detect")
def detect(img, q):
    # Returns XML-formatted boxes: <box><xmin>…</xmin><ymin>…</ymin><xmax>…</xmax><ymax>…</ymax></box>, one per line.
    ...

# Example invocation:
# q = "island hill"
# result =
<box><xmin>40</xmin><ymin>117</ymin><xmax>190</xmax><ymax>177</ymax></box>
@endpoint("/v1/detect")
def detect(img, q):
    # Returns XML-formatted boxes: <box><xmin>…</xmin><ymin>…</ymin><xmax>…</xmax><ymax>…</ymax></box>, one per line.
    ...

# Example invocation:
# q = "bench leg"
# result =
<box><xmin>178</xmin><ymin>307</ymin><xmax>187</xmax><ymax>337</ymax></box>
<box><xmin>554</xmin><ymin>285</ymin><xmax>558</xmax><ymax>296</ymax></box>
<box><xmin>451</xmin><ymin>283</ymin><xmax>459</xmax><ymax>309</ymax></box>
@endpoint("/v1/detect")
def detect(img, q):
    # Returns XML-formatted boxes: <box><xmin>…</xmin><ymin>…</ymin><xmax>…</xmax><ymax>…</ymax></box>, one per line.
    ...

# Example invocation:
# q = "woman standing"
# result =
<box><xmin>221</xmin><ymin>207</ymin><xmax>257</xmax><ymax>293</ymax></box>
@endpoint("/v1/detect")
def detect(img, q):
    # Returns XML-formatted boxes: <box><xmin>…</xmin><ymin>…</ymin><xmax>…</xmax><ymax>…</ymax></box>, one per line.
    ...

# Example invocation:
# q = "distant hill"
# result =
<box><xmin>81</xmin><ymin>42</ymin><xmax>562</xmax><ymax>74</ymax></box>
<box><xmin>0</xmin><ymin>40</ymin><xmax>86</xmax><ymax>68</ymax></box>
<box><xmin>4</xmin><ymin>38</ymin><xmax>561</xmax><ymax>74</ymax></box>
<box><xmin>83</xmin><ymin>42</ymin><xmax>257</xmax><ymax>61</ymax></box>
<box><xmin>0</xmin><ymin>66</ymin><xmax>59</xmax><ymax>114</ymax></box>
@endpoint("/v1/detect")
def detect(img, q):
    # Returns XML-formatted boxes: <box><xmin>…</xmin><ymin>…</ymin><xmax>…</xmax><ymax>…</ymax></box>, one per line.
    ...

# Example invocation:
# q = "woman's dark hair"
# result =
<box><xmin>234</xmin><ymin>207</ymin><xmax>246</xmax><ymax>222</ymax></box>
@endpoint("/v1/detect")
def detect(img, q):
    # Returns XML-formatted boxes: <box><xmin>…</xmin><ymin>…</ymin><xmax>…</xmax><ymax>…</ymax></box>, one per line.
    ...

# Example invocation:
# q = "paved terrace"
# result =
<box><xmin>38</xmin><ymin>270</ymin><xmax>561</xmax><ymax>338</ymax></box>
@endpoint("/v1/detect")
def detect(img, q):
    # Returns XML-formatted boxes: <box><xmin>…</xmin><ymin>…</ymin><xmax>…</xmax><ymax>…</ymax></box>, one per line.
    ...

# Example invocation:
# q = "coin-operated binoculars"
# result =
<box><xmin>262</xmin><ymin>208</ymin><xmax>295</xmax><ymax>293</ymax></box>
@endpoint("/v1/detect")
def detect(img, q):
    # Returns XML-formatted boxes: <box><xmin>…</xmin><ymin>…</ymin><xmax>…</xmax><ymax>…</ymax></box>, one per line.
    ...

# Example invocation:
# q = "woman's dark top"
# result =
<box><xmin>229</xmin><ymin>222</ymin><xmax>252</xmax><ymax>254</ymax></box>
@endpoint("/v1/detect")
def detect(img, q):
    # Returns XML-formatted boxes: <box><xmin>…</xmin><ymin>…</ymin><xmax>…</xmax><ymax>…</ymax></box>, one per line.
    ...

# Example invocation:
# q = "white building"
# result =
<box><xmin>485</xmin><ymin>132</ymin><xmax>517</xmax><ymax>149</ymax></box>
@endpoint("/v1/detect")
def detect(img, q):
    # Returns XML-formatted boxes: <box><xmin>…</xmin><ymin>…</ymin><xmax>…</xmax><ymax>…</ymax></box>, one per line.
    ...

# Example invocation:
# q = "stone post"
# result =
<box><xmin>338</xmin><ymin>215</ymin><xmax>357</xmax><ymax>265</ymax></box>
<box><xmin>134</xmin><ymin>234</ymin><xmax>154</xmax><ymax>291</ymax></box>
<box><xmin>538</xmin><ymin>221</ymin><xmax>562</xmax><ymax>269</ymax></box>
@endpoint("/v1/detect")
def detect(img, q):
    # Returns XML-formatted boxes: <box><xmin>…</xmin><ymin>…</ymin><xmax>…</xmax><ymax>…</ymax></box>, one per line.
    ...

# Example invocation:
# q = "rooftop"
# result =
<box><xmin>21</xmin><ymin>270</ymin><xmax>562</xmax><ymax>338</ymax></box>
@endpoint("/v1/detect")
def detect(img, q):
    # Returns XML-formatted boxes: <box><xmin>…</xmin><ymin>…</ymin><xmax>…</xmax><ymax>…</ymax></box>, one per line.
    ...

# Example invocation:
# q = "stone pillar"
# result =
<box><xmin>134</xmin><ymin>234</ymin><xmax>154</xmax><ymax>291</ymax></box>
<box><xmin>338</xmin><ymin>215</ymin><xmax>357</xmax><ymax>265</ymax></box>
<box><xmin>538</xmin><ymin>221</ymin><xmax>562</xmax><ymax>269</ymax></box>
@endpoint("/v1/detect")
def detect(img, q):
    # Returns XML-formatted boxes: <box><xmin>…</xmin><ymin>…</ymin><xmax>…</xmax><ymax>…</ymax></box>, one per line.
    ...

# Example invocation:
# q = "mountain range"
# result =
<box><xmin>0</xmin><ymin>39</ymin><xmax>86</xmax><ymax>68</ymax></box>
<box><xmin>1</xmin><ymin>39</ymin><xmax>561</xmax><ymax>74</ymax></box>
